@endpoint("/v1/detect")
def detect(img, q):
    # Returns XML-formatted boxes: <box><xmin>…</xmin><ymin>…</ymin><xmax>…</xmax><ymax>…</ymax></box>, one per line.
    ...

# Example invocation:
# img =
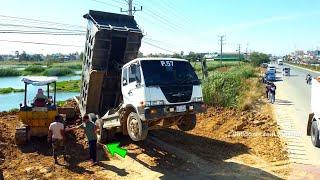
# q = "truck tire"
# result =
<box><xmin>127</xmin><ymin>112</ymin><xmax>148</xmax><ymax>141</ymax></box>
<box><xmin>96</xmin><ymin>119</ymin><xmax>109</xmax><ymax>144</ymax></box>
<box><xmin>177</xmin><ymin>114</ymin><xmax>196</xmax><ymax>131</ymax></box>
<box><xmin>311</xmin><ymin>121</ymin><xmax>320</xmax><ymax>147</ymax></box>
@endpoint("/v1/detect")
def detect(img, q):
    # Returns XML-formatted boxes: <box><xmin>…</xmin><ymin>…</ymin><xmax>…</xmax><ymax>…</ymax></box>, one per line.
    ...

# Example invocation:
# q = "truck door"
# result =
<box><xmin>122</xmin><ymin>63</ymin><xmax>144</xmax><ymax>107</ymax></box>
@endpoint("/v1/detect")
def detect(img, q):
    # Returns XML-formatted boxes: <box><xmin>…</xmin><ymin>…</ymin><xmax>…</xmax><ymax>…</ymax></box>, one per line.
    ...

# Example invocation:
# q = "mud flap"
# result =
<box><xmin>307</xmin><ymin>113</ymin><xmax>314</xmax><ymax>136</ymax></box>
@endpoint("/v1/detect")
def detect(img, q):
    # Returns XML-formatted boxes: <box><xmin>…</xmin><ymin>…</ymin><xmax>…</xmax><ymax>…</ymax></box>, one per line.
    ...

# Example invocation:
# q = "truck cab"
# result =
<box><xmin>119</xmin><ymin>58</ymin><xmax>205</xmax><ymax>140</ymax></box>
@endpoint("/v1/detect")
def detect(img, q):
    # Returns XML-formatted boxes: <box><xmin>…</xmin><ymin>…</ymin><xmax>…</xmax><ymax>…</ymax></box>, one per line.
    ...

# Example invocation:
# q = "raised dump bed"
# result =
<box><xmin>79</xmin><ymin>10</ymin><xmax>143</xmax><ymax>117</ymax></box>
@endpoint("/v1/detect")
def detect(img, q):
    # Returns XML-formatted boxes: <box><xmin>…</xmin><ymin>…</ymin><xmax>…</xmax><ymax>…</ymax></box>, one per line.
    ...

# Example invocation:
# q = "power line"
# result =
<box><xmin>149</xmin><ymin>0</ymin><xmax>192</xmax><ymax>25</ymax></box>
<box><xmin>0</xmin><ymin>14</ymin><xmax>85</xmax><ymax>29</ymax></box>
<box><xmin>109</xmin><ymin>0</ymin><xmax>126</xmax><ymax>5</ymax></box>
<box><xmin>91</xmin><ymin>0</ymin><xmax>122</xmax><ymax>8</ymax></box>
<box><xmin>143</xmin><ymin>10</ymin><xmax>182</xmax><ymax>31</ymax></box>
<box><xmin>0</xmin><ymin>23</ymin><xmax>85</xmax><ymax>32</ymax></box>
<box><xmin>143</xmin><ymin>40</ymin><xmax>177</xmax><ymax>54</ymax></box>
<box><xmin>0</xmin><ymin>39</ymin><xmax>83</xmax><ymax>47</ymax></box>
<box><xmin>0</xmin><ymin>30</ymin><xmax>85</xmax><ymax>36</ymax></box>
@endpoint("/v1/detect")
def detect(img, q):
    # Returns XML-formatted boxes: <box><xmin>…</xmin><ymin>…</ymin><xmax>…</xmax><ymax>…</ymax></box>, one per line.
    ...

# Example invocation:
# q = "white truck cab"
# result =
<box><xmin>114</xmin><ymin>58</ymin><xmax>206</xmax><ymax>141</ymax></box>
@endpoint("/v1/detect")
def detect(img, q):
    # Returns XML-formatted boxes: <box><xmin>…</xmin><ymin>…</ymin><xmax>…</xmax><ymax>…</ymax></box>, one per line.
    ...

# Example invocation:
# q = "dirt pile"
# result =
<box><xmin>152</xmin><ymin>103</ymin><xmax>287</xmax><ymax>163</ymax></box>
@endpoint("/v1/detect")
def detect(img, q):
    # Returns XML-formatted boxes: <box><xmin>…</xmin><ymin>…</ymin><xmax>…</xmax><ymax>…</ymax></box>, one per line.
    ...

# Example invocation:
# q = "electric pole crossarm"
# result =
<box><xmin>121</xmin><ymin>0</ymin><xmax>142</xmax><ymax>16</ymax></box>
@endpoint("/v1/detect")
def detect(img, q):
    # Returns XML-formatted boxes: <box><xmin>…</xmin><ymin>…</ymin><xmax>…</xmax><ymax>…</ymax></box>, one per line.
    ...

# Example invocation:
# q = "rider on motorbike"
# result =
<box><xmin>306</xmin><ymin>73</ymin><xmax>312</xmax><ymax>84</ymax></box>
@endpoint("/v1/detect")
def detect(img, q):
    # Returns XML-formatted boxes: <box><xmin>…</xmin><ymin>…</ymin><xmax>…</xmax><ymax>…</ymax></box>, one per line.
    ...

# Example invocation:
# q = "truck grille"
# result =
<box><xmin>160</xmin><ymin>85</ymin><xmax>193</xmax><ymax>103</ymax></box>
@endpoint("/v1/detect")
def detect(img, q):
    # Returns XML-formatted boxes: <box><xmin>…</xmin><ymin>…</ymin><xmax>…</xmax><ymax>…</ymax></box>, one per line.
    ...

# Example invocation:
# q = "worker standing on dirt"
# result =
<box><xmin>48</xmin><ymin>115</ymin><xmax>66</xmax><ymax>164</ymax></box>
<box><xmin>266</xmin><ymin>82</ymin><xmax>271</xmax><ymax>99</ymax></box>
<box><xmin>68</xmin><ymin>114</ymin><xmax>98</xmax><ymax>165</ymax></box>
<box><xmin>269</xmin><ymin>83</ymin><xmax>276</xmax><ymax>104</ymax></box>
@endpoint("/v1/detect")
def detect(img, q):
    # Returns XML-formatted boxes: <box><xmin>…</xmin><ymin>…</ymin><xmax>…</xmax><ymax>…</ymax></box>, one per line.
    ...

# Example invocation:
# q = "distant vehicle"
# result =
<box><xmin>265</xmin><ymin>72</ymin><xmax>276</xmax><ymax>81</ymax></box>
<box><xmin>277</xmin><ymin>59</ymin><xmax>283</xmax><ymax>65</ymax></box>
<box><xmin>267</xmin><ymin>64</ymin><xmax>276</xmax><ymax>73</ymax></box>
<box><xmin>282</xmin><ymin>67</ymin><xmax>290</xmax><ymax>76</ymax></box>
<box><xmin>307</xmin><ymin>78</ymin><xmax>320</xmax><ymax>147</ymax></box>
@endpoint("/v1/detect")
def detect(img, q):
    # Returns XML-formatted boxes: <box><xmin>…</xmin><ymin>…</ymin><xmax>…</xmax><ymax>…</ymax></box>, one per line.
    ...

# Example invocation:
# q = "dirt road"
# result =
<box><xmin>1</xmin><ymin>102</ymin><xmax>290</xmax><ymax>179</ymax></box>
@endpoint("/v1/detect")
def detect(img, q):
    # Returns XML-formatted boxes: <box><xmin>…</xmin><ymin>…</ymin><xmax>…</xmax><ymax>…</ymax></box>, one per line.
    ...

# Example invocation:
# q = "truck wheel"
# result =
<box><xmin>311</xmin><ymin>121</ymin><xmax>320</xmax><ymax>147</ymax></box>
<box><xmin>177</xmin><ymin>114</ymin><xmax>196</xmax><ymax>131</ymax></box>
<box><xmin>127</xmin><ymin>112</ymin><xmax>148</xmax><ymax>141</ymax></box>
<box><xmin>96</xmin><ymin>119</ymin><xmax>109</xmax><ymax>144</ymax></box>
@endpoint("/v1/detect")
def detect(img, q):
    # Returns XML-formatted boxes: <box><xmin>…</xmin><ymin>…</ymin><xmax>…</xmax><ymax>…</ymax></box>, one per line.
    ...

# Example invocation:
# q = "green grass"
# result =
<box><xmin>202</xmin><ymin>65</ymin><xmax>256</xmax><ymax>108</ymax></box>
<box><xmin>56</xmin><ymin>101</ymin><xmax>66</xmax><ymax>106</ymax></box>
<box><xmin>42</xmin><ymin>67</ymin><xmax>74</xmax><ymax>76</ymax></box>
<box><xmin>8</xmin><ymin>108</ymin><xmax>19</xmax><ymax>113</ymax></box>
<box><xmin>0</xmin><ymin>60</ymin><xmax>82</xmax><ymax>77</ymax></box>
<box><xmin>192</xmin><ymin>61</ymin><xmax>240</xmax><ymax>74</ymax></box>
<box><xmin>50</xmin><ymin>61</ymin><xmax>82</xmax><ymax>70</ymax></box>
<box><xmin>0</xmin><ymin>68</ymin><xmax>21</xmax><ymax>77</ymax></box>
<box><xmin>54</xmin><ymin>80</ymin><xmax>80</xmax><ymax>92</ymax></box>
<box><xmin>0</xmin><ymin>87</ymin><xmax>24</xmax><ymax>94</ymax></box>
<box><xmin>286</xmin><ymin>62</ymin><xmax>320</xmax><ymax>72</ymax></box>
<box><xmin>24</xmin><ymin>65</ymin><xmax>46</xmax><ymax>73</ymax></box>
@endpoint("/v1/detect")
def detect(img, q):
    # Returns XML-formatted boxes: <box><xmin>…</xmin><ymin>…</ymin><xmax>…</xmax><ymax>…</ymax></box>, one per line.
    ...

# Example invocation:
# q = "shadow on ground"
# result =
<box><xmin>112</xmin><ymin>128</ymin><xmax>283</xmax><ymax>179</ymax></box>
<box><xmin>17</xmin><ymin>132</ymin><xmax>127</xmax><ymax>177</ymax></box>
<box><xmin>275</xmin><ymin>99</ymin><xmax>294</xmax><ymax>106</ymax></box>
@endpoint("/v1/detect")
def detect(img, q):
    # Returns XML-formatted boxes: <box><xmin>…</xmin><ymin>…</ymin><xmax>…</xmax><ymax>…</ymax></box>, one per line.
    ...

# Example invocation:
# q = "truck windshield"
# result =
<box><xmin>141</xmin><ymin>60</ymin><xmax>200</xmax><ymax>86</ymax></box>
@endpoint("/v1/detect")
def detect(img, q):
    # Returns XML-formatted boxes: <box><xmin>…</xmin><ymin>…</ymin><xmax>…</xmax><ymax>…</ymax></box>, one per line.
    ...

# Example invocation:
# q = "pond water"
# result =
<box><xmin>0</xmin><ymin>75</ymin><xmax>81</xmax><ymax>111</ymax></box>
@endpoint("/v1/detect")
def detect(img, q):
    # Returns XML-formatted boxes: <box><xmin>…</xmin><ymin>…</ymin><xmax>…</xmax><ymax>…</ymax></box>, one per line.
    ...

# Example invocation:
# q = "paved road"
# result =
<box><xmin>273</xmin><ymin>63</ymin><xmax>320</xmax><ymax>165</ymax></box>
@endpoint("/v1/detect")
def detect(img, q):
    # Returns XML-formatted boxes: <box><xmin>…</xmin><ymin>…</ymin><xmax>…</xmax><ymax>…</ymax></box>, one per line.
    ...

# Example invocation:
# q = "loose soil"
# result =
<box><xmin>0</xmin><ymin>99</ymin><xmax>289</xmax><ymax>179</ymax></box>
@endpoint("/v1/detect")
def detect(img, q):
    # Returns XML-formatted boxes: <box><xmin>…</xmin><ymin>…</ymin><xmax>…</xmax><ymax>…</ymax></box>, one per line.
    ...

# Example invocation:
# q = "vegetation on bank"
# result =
<box><xmin>24</xmin><ymin>65</ymin><xmax>46</xmax><ymax>74</ymax></box>
<box><xmin>249</xmin><ymin>52</ymin><xmax>270</xmax><ymax>66</ymax></box>
<box><xmin>202</xmin><ymin>65</ymin><xmax>257</xmax><ymax>109</ymax></box>
<box><xmin>42</xmin><ymin>67</ymin><xmax>74</xmax><ymax>76</ymax></box>
<box><xmin>286</xmin><ymin>62</ymin><xmax>320</xmax><ymax>72</ymax></box>
<box><xmin>0</xmin><ymin>68</ymin><xmax>21</xmax><ymax>77</ymax></box>
<box><xmin>54</xmin><ymin>80</ymin><xmax>80</xmax><ymax>92</ymax></box>
<box><xmin>0</xmin><ymin>61</ymin><xmax>82</xmax><ymax>77</ymax></box>
<box><xmin>0</xmin><ymin>87</ymin><xmax>24</xmax><ymax>94</ymax></box>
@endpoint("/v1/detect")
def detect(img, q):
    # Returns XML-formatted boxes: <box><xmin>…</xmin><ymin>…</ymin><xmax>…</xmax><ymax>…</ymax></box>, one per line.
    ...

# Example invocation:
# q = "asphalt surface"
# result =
<box><xmin>274</xmin><ymin>63</ymin><xmax>320</xmax><ymax>164</ymax></box>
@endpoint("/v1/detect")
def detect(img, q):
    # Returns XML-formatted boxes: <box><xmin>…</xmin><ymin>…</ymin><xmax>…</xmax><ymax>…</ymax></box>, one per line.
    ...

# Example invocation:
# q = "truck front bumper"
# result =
<box><xmin>138</xmin><ymin>102</ymin><xmax>207</xmax><ymax>121</ymax></box>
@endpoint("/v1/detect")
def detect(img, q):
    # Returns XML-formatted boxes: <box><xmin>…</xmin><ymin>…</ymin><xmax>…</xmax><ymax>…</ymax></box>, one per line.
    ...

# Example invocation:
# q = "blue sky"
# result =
<box><xmin>0</xmin><ymin>0</ymin><xmax>319</xmax><ymax>55</ymax></box>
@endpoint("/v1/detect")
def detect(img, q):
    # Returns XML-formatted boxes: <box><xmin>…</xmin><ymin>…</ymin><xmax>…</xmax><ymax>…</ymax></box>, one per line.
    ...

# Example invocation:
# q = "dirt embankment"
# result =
<box><xmin>0</xmin><ymin>98</ymin><xmax>289</xmax><ymax>179</ymax></box>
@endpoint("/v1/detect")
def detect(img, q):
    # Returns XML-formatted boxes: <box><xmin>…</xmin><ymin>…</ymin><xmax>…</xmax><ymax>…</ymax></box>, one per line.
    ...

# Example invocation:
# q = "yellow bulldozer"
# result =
<box><xmin>15</xmin><ymin>76</ymin><xmax>59</xmax><ymax>145</ymax></box>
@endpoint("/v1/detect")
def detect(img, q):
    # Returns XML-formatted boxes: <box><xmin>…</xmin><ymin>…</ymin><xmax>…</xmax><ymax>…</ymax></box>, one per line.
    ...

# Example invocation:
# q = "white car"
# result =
<box><xmin>267</xmin><ymin>65</ymin><xmax>276</xmax><ymax>73</ymax></box>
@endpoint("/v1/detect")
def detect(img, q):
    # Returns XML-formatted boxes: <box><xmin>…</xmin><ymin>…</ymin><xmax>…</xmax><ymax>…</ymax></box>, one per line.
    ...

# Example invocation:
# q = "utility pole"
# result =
<box><xmin>218</xmin><ymin>35</ymin><xmax>225</xmax><ymax>64</ymax></box>
<box><xmin>237</xmin><ymin>44</ymin><xmax>241</xmax><ymax>65</ymax></box>
<box><xmin>245</xmin><ymin>43</ymin><xmax>249</xmax><ymax>60</ymax></box>
<box><xmin>237</xmin><ymin>44</ymin><xmax>241</xmax><ymax>61</ymax></box>
<box><xmin>121</xmin><ymin>0</ymin><xmax>142</xmax><ymax>16</ymax></box>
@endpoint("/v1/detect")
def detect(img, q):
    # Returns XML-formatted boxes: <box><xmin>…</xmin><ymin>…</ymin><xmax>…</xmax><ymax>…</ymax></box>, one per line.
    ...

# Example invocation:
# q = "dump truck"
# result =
<box><xmin>307</xmin><ymin>78</ymin><xmax>320</xmax><ymax>147</ymax></box>
<box><xmin>78</xmin><ymin>10</ymin><xmax>206</xmax><ymax>142</ymax></box>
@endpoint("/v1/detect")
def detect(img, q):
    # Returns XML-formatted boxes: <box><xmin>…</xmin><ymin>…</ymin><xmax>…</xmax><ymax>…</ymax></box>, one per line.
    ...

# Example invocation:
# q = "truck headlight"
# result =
<box><xmin>145</xmin><ymin>100</ymin><xmax>165</xmax><ymax>106</ymax></box>
<box><xmin>192</xmin><ymin>97</ymin><xmax>203</xmax><ymax>102</ymax></box>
